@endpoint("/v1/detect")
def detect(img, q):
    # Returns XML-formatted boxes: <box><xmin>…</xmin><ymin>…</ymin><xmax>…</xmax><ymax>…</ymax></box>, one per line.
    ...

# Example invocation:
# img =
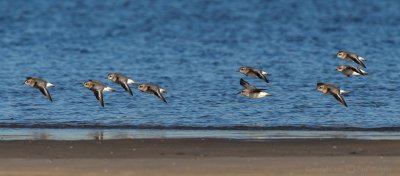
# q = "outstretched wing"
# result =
<box><xmin>93</xmin><ymin>90</ymin><xmax>104</xmax><ymax>107</ymax></box>
<box><xmin>120</xmin><ymin>82</ymin><xmax>133</xmax><ymax>96</ymax></box>
<box><xmin>149</xmin><ymin>87</ymin><xmax>167</xmax><ymax>103</ymax></box>
<box><xmin>240</xmin><ymin>79</ymin><xmax>256</xmax><ymax>90</ymax></box>
<box><xmin>329</xmin><ymin>88</ymin><xmax>348</xmax><ymax>107</ymax></box>
<box><xmin>347</xmin><ymin>54</ymin><xmax>366</xmax><ymax>68</ymax></box>
<box><xmin>252</xmin><ymin>70</ymin><xmax>269</xmax><ymax>83</ymax></box>
<box><xmin>38</xmin><ymin>86</ymin><xmax>53</xmax><ymax>102</ymax></box>
<box><xmin>348</xmin><ymin>66</ymin><xmax>366</xmax><ymax>75</ymax></box>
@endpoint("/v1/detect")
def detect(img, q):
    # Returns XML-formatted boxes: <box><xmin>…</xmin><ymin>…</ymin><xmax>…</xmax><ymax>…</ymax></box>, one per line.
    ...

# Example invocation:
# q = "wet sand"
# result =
<box><xmin>0</xmin><ymin>139</ymin><xmax>399</xmax><ymax>175</ymax></box>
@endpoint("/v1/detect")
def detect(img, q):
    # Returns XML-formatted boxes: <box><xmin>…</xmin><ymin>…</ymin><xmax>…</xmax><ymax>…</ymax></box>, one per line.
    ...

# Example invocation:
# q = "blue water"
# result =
<box><xmin>0</xmin><ymin>0</ymin><xmax>399</xmax><ymax>130</ymax></box>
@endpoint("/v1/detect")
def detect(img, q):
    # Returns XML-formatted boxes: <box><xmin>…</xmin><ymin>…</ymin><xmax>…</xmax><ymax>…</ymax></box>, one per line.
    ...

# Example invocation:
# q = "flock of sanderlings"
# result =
<box><xmin>24</xmin><ymin>50</ymin><xmax>367</xmax><ymax>108</ymax></box>
<box><xmin>317</xmin><ymin>50</ymin><xmax>368</xmax><ymax>107</ymax></box>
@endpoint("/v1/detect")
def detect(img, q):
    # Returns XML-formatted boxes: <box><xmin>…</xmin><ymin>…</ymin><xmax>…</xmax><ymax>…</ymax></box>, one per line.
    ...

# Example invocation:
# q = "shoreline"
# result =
<box><xmin>1</xmin><ymin>128</ymin><xmax>400</xmax><ymax>140</ymax></box>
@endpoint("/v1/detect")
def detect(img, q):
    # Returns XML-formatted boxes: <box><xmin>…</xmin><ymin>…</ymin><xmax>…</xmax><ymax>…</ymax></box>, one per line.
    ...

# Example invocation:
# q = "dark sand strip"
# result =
<box><xmin>1</xmin><ymin>139</ymin><xmax>400</xmax><ymax>176</ymax></box>
<box><xmin>0</xmin><ymin>157</ymin><xmax>399</xmax><ymax>176</ymax></box>
<box><xmin>0</xmin><ymin>139</ymin><xmax>399</xmax><ymax>158</ymax></box>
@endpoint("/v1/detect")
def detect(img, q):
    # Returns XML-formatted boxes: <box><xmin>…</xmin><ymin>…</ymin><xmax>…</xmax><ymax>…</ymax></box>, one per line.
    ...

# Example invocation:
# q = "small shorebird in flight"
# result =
<box><xmin>107</xmin><ymin>73</ymin><xmax>136</xmax><ymax>96</ymax></box>
<box><xmin>137</xmin><ymin>84</ymin><xmax>167</xmax><ymax>103</ymax></box>
<box><xmin>239</xmin><ymin>78</ymin><xmax>272</xmax><ymax>98</ymax></box>
<box><xmin>83</xmin><ymin>80</ymin><xmax>115</xmax><ymax>107</ymax></box>
<box><xmin>336</xmin><ymin>50</ymin><xmax>367</xmax><ymax>68</ymax></box>
<box><xmin>316</xmin><ymin>82</ymin><xmax>348</xmax><ymax>107</ymax></box>
<box><xmin>239</xmin><ymin>66</ymin><xmax>271</xmax><ymax>83</ymax></box>
<box><xmin>24</xmin><ymin>77</ymin><xmax>54</xmax><ymax>102</ymax></box>
<box><xmin>336</xmin><ymin>65</ymin><xmax>368</xmax><ymax>77</ymax></box>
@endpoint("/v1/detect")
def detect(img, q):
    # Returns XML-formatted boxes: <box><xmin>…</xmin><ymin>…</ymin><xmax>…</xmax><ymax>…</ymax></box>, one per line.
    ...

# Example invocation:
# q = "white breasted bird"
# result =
<box><xmin>107</xmin><ymin>73</ymin><xmax>136</xmax><ymax>96</ymax></box>
<box><xmin>24</xmin><ymin>77</ymin><xmax>54</xmax><ymax>102</ymax></box>
<box><xmin>239</xmin><ymin>78</ymin><xmax>271</xmax><ymax>98</ymax></box>
<box><xmin>83</xmin><ymin>80</ymin><xmax>115</xmax><ymax>107</ymax></box>
<box><xmin>239</xmin><ymin>66</ymin><xmax>271</xmax><ymax>83</ymax></box>
<box><xmin>316</xmin><ymin>82</ymin><xmax>348</xmax><ymax>107</ymax></box>
<box><xmin>336</xmin><ymin>65</ymin><xmax>368</xmax><ymax>77</ymax></box>
<box><xmin>336</xmin><ymin>50</ymin><xmax>367</xmax><ymax>68</ymax></box>
<box><xmin>137</xmin><ymin>84</ymin><xmax>167</xmax><ymax>103</ymax></box>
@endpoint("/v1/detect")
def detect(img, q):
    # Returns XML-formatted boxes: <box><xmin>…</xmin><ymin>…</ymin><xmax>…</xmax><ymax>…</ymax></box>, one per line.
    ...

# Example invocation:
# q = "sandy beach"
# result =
<box><xmin>0</xmin><ymin>138</ymin><xmax>399</xmax><ymax>176</ymax></box>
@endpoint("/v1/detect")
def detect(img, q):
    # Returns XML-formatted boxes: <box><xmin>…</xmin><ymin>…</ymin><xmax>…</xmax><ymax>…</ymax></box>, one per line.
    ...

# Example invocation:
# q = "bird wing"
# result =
<box><xmin>120</xmin><ymin>82</ymin><xmax>133</xmax><ymax>96</ymax></box>
<box><xmin>328</xmin><ymin>88</ymin><xmax>348</xmax><ymax>107</ymax></box>
<box><xmin>149</xmin><ymin>86</ymin><xmax>167</xmax><ymax>103</ymax></box>
<box><xmin>252</xmin><ymin>70</ymin><xmax>269</xmax><ymax>83</ymax></box>
<box><xmin>347</xmin><ymin>54</ymin><xmax>366</xmax><ymax>68</ymax></box>
<box><xmin>348</xmin><ymin>66</ymin><xmax>366</xmax><ymax>75</ymax></box>
<box><xmin>93</xmin><ymin>90</ymin><xmax>104</xmax><ymax>107</ymax></box>
<box><xmin>38</xmin><ymin>86</ymin><xmax>53</xmax><ymax>102</ymax></box>
<box><xmin>240</xmin><ymin>79</ymin><xmax>257</xmax><ymax>90</ymax></box>
<box><xmin>249</xmin><ymin>89</ymin><xmax>264</xmax><ymax>93</ymax></box>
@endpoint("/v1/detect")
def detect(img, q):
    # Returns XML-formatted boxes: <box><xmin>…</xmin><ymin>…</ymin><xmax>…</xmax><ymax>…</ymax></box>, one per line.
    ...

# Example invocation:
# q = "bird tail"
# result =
<box><xmin>46</xmin><ymin>83</ymin><xmax>55</xmax><ymax>88</ymax></box>
<box><xmin>360</xmin><ymin>69</ymin><xmax>368</xmax><ymax>75</ymax></box>
<box><xmin>104</xmin><ymin>87</ymin><xmax>115</xmax><ymax>92</ymax></box>
<box><xmin>340</xmin><ymin>89</ymin><xmax>349</xmax><ymax>95</ymax></box>
<box><xmin>260</xmin><ymin>92</ymin><xmax>272</xmax><ymax>97</ymax></box>
<box><xmin>262</xmin><ymin>71</ymin><xmax>271</xmax><ymax>76</ymax></box>
<box><xmin>358</xmin><ymin>56</ymin><xmax>366</xmax><ymax>61</ymax></box>
<box><xmin>160</xmin><ymin>88</ymin><xmax>167</xmax><ymax>94</ymax></box>
<box><xmin>127</xmin><ymin>79</ymin><xmax>136</xmax><ymax>84</ymax></box>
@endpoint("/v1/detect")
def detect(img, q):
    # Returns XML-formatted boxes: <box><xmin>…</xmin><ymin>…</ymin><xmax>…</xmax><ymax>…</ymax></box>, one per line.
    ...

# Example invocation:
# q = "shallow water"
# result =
<box><xmin>0</xmin><ymin>0</ymin><xmax>399</xmax><ymax>130</ymax></box>
<box><xmin>2</xmin><ymin>128</ymin><xmax>400</xmax><ymax>141</ymax></box>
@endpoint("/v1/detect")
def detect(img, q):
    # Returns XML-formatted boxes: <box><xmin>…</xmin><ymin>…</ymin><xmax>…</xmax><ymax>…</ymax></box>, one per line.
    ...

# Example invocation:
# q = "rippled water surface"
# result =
<box><xmin>0</xmin><ymin>0</ymin><xmax>399</xmax><ymax>130</ymax></box>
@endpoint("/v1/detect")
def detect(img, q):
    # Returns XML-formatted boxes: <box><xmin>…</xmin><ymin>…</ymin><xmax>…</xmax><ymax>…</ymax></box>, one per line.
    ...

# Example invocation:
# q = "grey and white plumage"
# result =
<box><xmin>83</xmin><ymin>80</ymin><xmax>115</xmax><ymax>107</ymax></box>
<box><xmin>107</xmin><ymin>73</ymin><xmax>135</xmax><ymax>96</ymax></box>
<box><xmin>336</xmin><ymin>65</ymin><xmax>368</xmax><ymax>77</ymax></box>
<box><xmin>24</xmin><ymin>77</ymin><xmax>54</xmax><ymax>102</ymax></box>
<box><xmin>239</xmin><ymin>78</ymin><xmax>272</xmax><ymax>98</ymax></box>
<box><xmin>137</xmin><ymin>84</ymin><xmax>167</xmax><ymax>103</ymax></box>
<box><xmin>316</xmin><ymin>82</ymin><xmax>348</xmax><ymax>107</ymax></box>
<box><xmin>336</xmin><ymin>50</ymin><xmax>367</xmax><ymax>68</ymax></box>
<box><xmin>239</xmin><ymin>66</ymin><xmax>271</xmax><ymax>83</ymax></box>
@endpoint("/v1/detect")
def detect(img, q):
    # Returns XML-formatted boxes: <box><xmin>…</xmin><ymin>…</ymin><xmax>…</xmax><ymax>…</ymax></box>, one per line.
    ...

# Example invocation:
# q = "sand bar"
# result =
<box><xmin>0</xmin><ymin>139</ymin><xmax>399</xmax><ymax>176</ymax></box>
